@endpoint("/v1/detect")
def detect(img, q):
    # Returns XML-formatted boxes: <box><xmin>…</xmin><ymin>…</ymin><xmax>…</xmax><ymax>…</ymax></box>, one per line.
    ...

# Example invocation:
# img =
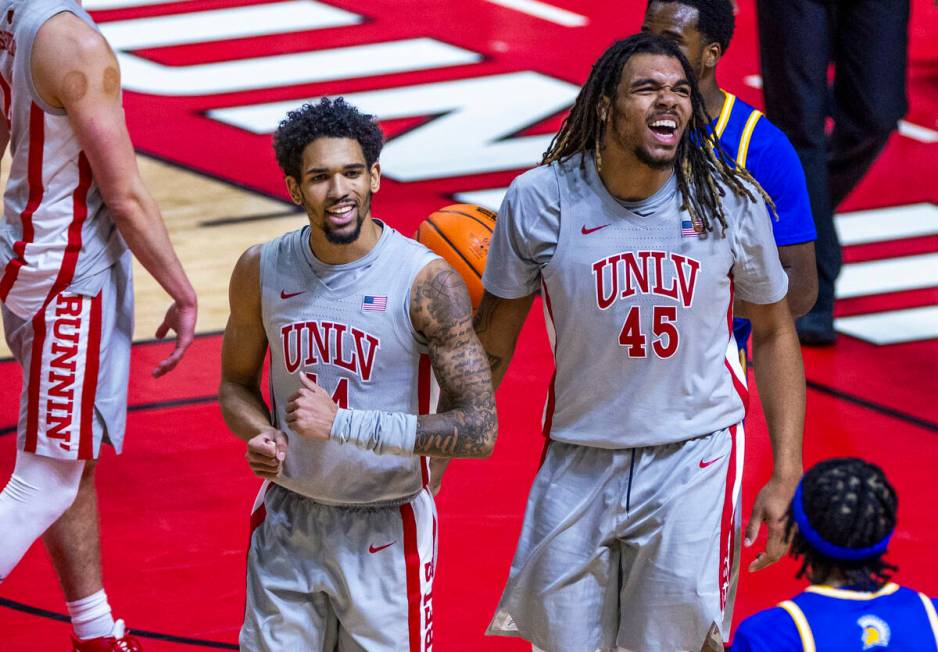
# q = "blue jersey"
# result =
<box><xmin>732</xmin><ymin>584</ymin><xmax>938</xmax><ymax>651</ymax></box>
<box><xmin>709</xmin><ymin>92</ymin><xmax>817</xmax><ymax>352</ymax></box>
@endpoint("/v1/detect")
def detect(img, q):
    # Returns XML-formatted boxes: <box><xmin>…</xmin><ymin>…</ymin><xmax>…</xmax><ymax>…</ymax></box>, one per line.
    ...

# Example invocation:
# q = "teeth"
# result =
<box><xmin>327</xmin><ymin>205</ymin><xmax>354</xmax><ymax>216</ymax></box>
<box><xmin>651</xmin><ymin>119</ymin><xmax>677</xmax><ymax>129</ymax></box>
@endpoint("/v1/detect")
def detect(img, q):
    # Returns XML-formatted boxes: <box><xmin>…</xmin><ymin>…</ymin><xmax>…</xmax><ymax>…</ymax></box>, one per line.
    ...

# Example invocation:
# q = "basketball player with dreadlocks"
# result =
<box><xmin>733</xmin><ymin>458</ymin><xmax>938</xmax><ymax>651</ymax></box>
<box><xmin>641</xmin><ymin>0</ymin><xmax>818</xmax><ymax>365</ymax></box>
<box><xmin>475</xmin><ymin>33</ymin><xmax>804</xmax><ymax>651</ymax></box>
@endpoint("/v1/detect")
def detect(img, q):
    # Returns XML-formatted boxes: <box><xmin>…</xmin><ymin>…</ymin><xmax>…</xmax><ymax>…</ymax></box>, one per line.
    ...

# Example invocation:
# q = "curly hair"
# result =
<box><xmin>542</xmin><ymin>32</ymin><xmax>774</xmax><ymax>234</ymax></box>
<box><xmin>647</xmin><ymin>0</ymin><xmax>736</xmax><ymax>53</ymax></box>
<box><xmin>787</xmin><ymin>458</ymin><xmax>899</xmax><ymax>591</ymax></box>
<box><xmin>272</xmin><ymin>97</ymin><xmax>385</xmax><ymax>180</ymax></box>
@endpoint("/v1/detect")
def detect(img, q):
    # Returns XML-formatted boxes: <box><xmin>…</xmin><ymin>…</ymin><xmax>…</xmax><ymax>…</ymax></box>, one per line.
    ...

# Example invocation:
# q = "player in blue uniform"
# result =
<box><xmin>642</xmin><ymin>0</ymin><xmax>817</xmax><ymax>364</ymax></box>
<box><xmin>733</xmin><ymin>458</ymin><xmax>938</xmax><ymax>651</ymax></box>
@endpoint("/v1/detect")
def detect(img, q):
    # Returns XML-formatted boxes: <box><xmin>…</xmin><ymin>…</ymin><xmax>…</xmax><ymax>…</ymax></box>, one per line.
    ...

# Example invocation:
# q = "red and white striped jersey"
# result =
<box><xmin>0</xmin><ymin>0</ymin><xmax>125</xmax><ymax>321</ymax></box>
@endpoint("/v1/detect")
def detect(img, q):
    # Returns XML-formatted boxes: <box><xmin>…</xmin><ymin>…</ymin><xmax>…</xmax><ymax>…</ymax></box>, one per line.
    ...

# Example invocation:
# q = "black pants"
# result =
<box><xmin>756</xmin><ymin>0</ymin><xmax>909</xmax><ymax>317</ymax></box>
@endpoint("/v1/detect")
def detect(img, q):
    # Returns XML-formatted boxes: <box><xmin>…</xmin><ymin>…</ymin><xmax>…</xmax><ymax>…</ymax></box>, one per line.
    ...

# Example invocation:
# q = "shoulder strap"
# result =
<box><xmin>778</xmin><ymin>600</ymin><xmax>817</xmax><ymax>652</ymax></box>
<box><xmin>917</xmin><ymin>592</ymin><xmax>938</xmax><ymax>649</ymax></box>
<box><xmin>736</xmin><ymin>109</ymin><xmax>764</xmax><ymax>169</ymax></box>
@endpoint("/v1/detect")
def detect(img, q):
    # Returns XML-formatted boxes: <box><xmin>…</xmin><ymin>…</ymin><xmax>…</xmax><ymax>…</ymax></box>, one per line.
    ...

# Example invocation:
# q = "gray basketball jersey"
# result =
<box><xmin>260</xmin><ymin>223</ymin><xmax>439</xmax><ymax>506</ymax></box>
<box><xmin>483</xmin><ymin>154</ymin><xmax>787</xmax><ymax>448</ymax></box>
<box><xmin>0</xmin><ymin>0</ymin><xmax>126</xmax><ymax>320</ymax></box>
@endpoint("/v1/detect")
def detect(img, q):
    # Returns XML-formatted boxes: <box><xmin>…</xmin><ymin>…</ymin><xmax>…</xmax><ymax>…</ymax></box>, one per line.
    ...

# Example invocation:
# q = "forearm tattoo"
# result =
<box><xmin>411</xmin><ymin>267</ymin><xmax>497</xmax><ymax>458</ymax></box>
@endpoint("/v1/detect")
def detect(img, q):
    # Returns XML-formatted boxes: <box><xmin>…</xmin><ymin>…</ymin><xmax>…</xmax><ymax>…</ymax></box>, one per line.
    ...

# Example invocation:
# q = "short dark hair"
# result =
<box><xmin>272</xmin><ymin>97</ymin><xmax>384</xmax><ymax>180</ymax></box>
<box><xmin>787</xmin><ymin>458</ymin><xmax>898</xmax><ymax>591</ymax></box>
<box><xmin>648</xmin><ymin>0</ymin><xmax>736</xmax><ymax>53</ymax></box>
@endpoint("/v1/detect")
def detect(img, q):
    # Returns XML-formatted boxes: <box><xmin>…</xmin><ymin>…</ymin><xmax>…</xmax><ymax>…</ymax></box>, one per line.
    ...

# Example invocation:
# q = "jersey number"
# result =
<box><xmin>303</xmin><ymin>372</ymin><xmax>350</xmax><ymax>408</ymax></box>
<box><xmin>617</xmin><ymin>306</ymin><xmax>679</xmax><ymax>358</ymax></box>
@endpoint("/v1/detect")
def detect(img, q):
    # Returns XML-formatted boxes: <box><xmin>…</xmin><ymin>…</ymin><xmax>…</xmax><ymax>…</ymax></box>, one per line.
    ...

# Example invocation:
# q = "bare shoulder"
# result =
<box><xmin>409</xmin><ymin>258</ymin><xmax>473</xmax><ymax>340</ymax></box>
<box><xmin>33</xmin><ymin>13</ymin><xmax>118</xmax><ymax>108</ymax></box>
<box><xmin>229</xmin><ymin>244</ymin><xmax>264</xmax><ymax>309</ymax></box>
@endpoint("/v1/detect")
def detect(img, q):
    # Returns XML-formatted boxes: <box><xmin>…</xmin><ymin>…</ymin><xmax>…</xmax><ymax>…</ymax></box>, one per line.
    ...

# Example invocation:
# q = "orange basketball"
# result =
<box><xmin>415</xmin><ymin>204</ymin><xmax>497</xmax><ymax>311</ymax></box>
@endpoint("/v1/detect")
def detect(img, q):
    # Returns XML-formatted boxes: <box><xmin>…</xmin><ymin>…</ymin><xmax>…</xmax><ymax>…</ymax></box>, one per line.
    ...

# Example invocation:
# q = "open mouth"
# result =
<box><xmin>325</xmin><ymin>202</ymin><xmax>357</xmax><ymax>227</ymax></box>
<box><xmin>648</xmin><ymin>117</ymin><xmax>679</xmax><ymax>142</ymax></box>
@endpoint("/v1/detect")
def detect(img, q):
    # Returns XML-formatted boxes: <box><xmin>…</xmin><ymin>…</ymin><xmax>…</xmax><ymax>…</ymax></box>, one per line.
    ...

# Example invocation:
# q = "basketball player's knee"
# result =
<box><xmin>0</xmin><ymin>455</ymin><xmax>84</xmax><ymax>527</ymax></box>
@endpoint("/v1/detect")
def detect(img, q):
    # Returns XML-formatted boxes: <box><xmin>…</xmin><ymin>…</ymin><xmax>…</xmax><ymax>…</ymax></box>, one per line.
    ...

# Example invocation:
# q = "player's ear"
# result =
<box><xmin>703</xmin><ymin>42</ymin><xmax>722</xmax><ymax>70</ymax></box>
<box><xmin>369</xmin><ymin>162</ymin><xmax>381</xmax><ymax>193</ymax></box>
<box><xmin>596</xmin><ymin>97</ymin><xmax>611</xmax><ymax>124</ymax></box>
<box><xmin>285</xmin><ymin>176</ymin><xmax>303</xmax><ymax>205</ymax></box>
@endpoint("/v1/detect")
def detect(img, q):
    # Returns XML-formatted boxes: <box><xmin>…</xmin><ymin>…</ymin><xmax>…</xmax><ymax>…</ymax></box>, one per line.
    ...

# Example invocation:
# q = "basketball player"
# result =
<box><xmin>219</xmin><ymin>97</ymin><xmax>496</xmax><ymax>651</ymax></box>
<box><xmin>474</xmin><ymin>34</ymin><xmax>804</xmax><ymax>651</ymax></box>
<box><xmin>641</xmin><ymin>0</ymin><xmax>818</xmax><ymax>364</ymax></box>
<box><xmin>733</xmin><ymin>458</ymin><xmax>938</xmax><ymax>651</ymax></box>
<box><xmin>0</xmin><ymin>1</ymin><xmax>197</xmax><ymax>650</ymax></box>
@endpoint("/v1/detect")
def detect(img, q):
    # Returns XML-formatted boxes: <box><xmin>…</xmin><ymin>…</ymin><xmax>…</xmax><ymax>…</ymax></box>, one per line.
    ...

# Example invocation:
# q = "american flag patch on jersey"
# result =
<box><xmin>362</xmin><ymin>295</ymin><xmax>388</xmax><ymax>312</ymax></box>
<box><xmin>681</xmin><ymin>220</ymin><xmax>699</xmax><ymax>237</ymax></box>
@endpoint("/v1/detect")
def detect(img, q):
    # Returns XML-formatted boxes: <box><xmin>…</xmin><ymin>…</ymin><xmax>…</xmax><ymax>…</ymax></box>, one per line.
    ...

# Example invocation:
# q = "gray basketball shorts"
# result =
<box><xmin>242</xmin><ymin>481</ymin><xmax>438</xmax><ymax>652</ymax></box>
<box><xmin>1</xmin><ymin>254</ymin><xmax>133</xmax><ymax>460</ymax></box>
<box><xmin>487</xmin><ymin>425</ymin><xmax>744</xmax><ymax>652</ymax></box>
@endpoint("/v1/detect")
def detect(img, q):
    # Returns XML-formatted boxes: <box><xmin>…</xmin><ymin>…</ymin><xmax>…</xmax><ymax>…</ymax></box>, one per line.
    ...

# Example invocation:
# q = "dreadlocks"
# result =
<box><xmin>541</xmin><ymin>33</ymin><xmax>774</xmax><ymax>234</ymax></box>
<box><xmin>787</xmin><ymin>458</ymin><xmax>899</xmax><ymax>591</ymax></box>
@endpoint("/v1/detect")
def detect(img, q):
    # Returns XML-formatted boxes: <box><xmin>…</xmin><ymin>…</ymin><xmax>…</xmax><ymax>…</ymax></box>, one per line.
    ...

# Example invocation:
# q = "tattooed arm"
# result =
<box><xmin>411</xmin><ymin>259</ymin><xmax>498</xmax><ymax>458</ymax></box>
<box><xmin>428</xmin><ymin>288</ymin><xmax>535</xmax><ymax>490</ymax></box>
<box><xmin>284</xmin><ymin>259</ymin><xmax>498</xmax><ymax>461</ymax></box>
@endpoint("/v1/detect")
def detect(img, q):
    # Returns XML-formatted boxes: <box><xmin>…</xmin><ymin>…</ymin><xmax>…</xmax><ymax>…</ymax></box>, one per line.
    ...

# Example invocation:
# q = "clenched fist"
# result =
<box><xmin>246</xmin><ymin>430</ymin><xmax>288</xmax><ymax>479</ymax></box>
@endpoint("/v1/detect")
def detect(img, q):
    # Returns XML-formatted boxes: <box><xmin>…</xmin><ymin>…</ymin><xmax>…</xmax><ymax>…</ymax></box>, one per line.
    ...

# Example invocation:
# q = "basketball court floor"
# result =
<box><xmin>1</xmin><ymin>0</ymin><xmax>937</xmax><ymax>649</ymax></box>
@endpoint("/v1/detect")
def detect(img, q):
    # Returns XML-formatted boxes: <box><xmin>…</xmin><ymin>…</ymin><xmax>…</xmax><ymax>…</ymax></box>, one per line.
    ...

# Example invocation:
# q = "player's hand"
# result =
<box><xmin>152</xmin><ymin>299</ymin><xmax>197</xmax><ymax>378</ymax></box>
<box><xmin>246</xmin><ymin>430</ymin><xmax>288</xmax><ymax>479</ymax></box>
<box><xmin>745</xmin><ymin>475</ymin><xmax>798</xmax><ymax>572</ymax></box>
<box><xmin>429</xmin><ymin>458</ymin><xmax>451</xmax><ymax>496</ymax></box>
<box><xmin>285</xmin><ymin>373</ymin><xmax>338</xmax><ymax>440</ymax></box>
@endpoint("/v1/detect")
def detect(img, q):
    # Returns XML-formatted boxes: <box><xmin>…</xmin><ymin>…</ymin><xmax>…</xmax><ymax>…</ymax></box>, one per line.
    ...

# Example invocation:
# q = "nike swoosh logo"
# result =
<box><xmin>581</xmin><ymin>224</ymin><xmax>610</xmax><ymax>235</ymax></box>
<box><xmin>280</xmin><ymin>290</ymin><xmax>305</xmax><ymax>300</ymax></box>
<box><xmin>699</xmin><ymin>456</ymin><xmax>725</xmax><ymax>469</ymax></box>
<box><xmin>368</xmin><ymin>542</ymin><xmax>395</xmax><ymax>554</ymax></box>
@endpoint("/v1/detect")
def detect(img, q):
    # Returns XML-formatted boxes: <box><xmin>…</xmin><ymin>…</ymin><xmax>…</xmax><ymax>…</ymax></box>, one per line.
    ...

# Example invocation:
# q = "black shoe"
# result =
<box><xmin>796</xmin><ymin>313</ymin><xmax>837</xmax><ymax>346</ymax></box>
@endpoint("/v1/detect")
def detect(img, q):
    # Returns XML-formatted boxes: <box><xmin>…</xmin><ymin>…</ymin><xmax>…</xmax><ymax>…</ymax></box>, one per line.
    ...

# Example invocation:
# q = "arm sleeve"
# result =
<box><xmin>745</xmin><ymin>121</ymin><xmax>817</xmax><ymax>247</ymax></box>
<box><xmin>731</xmin><ymin>608</ymin><xmax>803</xmax><ymax>652</ymax></box>
<box><xmin>481</xmin><ymin>168</ymin><xmax>560</xmax><ymax>299</ymax></box>
<box><xmin>730</xmin><ymin>189</ymin><xmax>789</xmax><ymax>305</ymax></box>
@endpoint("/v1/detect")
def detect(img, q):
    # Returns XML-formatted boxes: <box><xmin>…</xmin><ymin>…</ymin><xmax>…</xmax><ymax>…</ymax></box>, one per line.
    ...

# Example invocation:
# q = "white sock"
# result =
<box><xmin>0</xmin><ymin>451</ymin><xmax>84</xmax><ymax>581</ymax></box>
<box><xmin>67</xmin><ymin>589</ymin><xmax>115</xmax><ymax>640</ymax></box>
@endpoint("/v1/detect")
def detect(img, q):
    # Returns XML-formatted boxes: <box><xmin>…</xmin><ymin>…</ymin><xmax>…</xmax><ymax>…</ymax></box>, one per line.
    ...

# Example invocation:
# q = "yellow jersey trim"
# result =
<box><xmin>737</xmin><ymin>109</ymin><xmax>763</xmax><ymax>169</ymax></box>
<box><xmin>713</xmin><ymin>91</ymin><xmax>735</xmax><ymax>140</ymax></box>
<box><xmin>918</xmin><ymin>592</ymin><xmax>938</xmax><ymax>647</ymax></box>
<box><xmin>779</xmin><ymin>600</ymin><xmax>817</xmax><ymax>652</ymax></box>
<box><xmin>806</xmin><ymin>583</ymin><xmax>900</xmax><ymax>600</ymax></box>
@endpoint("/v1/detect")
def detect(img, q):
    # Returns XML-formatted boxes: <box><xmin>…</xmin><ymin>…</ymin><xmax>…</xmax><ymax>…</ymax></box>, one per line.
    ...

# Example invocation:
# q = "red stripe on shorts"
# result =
<box><xmin>0</xmin><ymin>74</ymin><xmax>11</xmax><ymax>129</ymax></box>
<box><xmin>78</xmin><ymin>292</ymin><xmax>102</xmax><ymax>459</ymax></box>
<box><xmin>400</xmin><ymin>501</ymin><xmax>422</xmax><ymax>652</ymax></box>
<box><xmin>718</xmin><ymin>425</ymin><xmax>739</xmax><ymax>612</ymax></box>
<box><xmin>24</xmin><ymin>307</ymin><xmax>47</xmax><ymax>452</ymax></box>
<box><xmin>0</xmin><ymin>103</ymin><xmax>45</xmax><ymax>302</ymax></box>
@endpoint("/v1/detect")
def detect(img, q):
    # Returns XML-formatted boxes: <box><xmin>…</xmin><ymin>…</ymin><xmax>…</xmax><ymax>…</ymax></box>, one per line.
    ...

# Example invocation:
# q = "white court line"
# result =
<box><xmin>485</xmin><ymin>0</ymin><xmax>588</xmax><ymax>27</ymax></box>
<box><xmin>99</xmin><ymin>1</ymin><xmax>360</xmax><ymax>50</ymax></box>
<box><xmin>836</xmin><ymin>252</ymin><xmax>938</xmax><ymax>299</ymax></box>
<box><xmin>836</xmin><ymin>306</ymin><xmax>938</xmax><ymax>345</ymax></box>
<box><xmin>455</xmin><ymin>188</ymin><xmax>508</xmax><ymax>210</ymax></box>
<box><xmin>836</xmin><ymin>203</ymin><xmax>938</xmax><ymax>246</ymax></box>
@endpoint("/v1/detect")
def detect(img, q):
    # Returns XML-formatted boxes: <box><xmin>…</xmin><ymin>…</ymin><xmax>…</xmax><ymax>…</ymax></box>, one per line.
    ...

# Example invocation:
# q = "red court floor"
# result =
<box><xmin>2</xmin><ymin>0</ymin><xmax>938</xmax><ymax>650</ymax></box>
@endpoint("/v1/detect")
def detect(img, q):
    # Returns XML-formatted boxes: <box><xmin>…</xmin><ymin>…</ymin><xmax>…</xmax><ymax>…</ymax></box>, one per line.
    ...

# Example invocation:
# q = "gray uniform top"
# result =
<box><xmin>0</xmin><ymin>0</ymin><xmax>126</xmax><ymax>320</ymax></box>
<box><xmin>483</xmin><ymin>154</ymin><xmax>787</xmax><ymax>449</ymax></box>
<box><xmin>260</xmin><ymin>222</ymin><xmax>439</xmax><ymax>506</ymax></box>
